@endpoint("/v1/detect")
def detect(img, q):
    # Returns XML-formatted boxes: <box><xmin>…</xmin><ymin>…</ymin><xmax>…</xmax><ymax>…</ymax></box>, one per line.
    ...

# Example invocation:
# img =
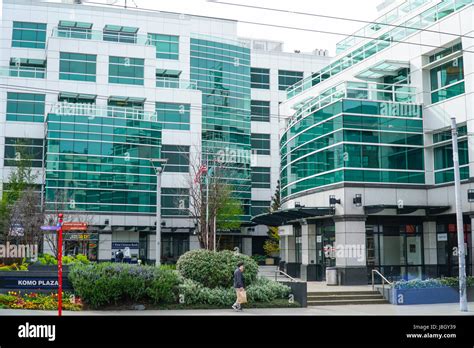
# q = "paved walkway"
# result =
<box><xmin>1</xmin><ymin>302</ymin><xmax>474</xmax><ymax>316</ymax></box>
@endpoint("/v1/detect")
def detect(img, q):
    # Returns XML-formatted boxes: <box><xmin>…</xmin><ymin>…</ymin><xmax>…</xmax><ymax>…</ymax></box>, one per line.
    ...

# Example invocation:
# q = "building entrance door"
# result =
<box><xmin>437</xmin><ymin>223</ymin><xmax>471</xmax><ymax>277</ymax></box>
<box><xmin>316</xmin><ymin>225</ymin><xmax>336</xmax><ymax>280</ymax></box>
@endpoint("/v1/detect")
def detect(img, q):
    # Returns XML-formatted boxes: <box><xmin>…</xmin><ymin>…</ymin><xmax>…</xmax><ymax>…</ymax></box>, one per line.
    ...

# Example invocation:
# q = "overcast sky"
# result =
<box><xmin>120</xmin><ymin>0</ymin><xmax>382</xmax><ymax>56</ymax></box>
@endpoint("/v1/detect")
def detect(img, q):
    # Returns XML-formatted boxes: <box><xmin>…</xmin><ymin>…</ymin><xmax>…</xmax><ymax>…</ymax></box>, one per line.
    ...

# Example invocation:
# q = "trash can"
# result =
<box><xmin>326</xmin><ymin>267</ymin><xmax>338</xmax><ymax>286</ymax></box>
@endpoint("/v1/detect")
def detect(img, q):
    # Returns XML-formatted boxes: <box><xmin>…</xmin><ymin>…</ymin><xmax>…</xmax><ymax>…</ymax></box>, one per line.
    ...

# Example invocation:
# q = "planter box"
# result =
<box><xmin>265</xmin><ymin>258</ymin><xmax>275</xmax><ymax>265</ymax></box>
<box><xmin>390</xmin><ymin>286</ymin><xmax>474</xmax><ymax>305</ymax></box>
<box><xmin>28</xmin><ymin>264</ymin><xmax>70</xmax><ymax>272</ymax></box>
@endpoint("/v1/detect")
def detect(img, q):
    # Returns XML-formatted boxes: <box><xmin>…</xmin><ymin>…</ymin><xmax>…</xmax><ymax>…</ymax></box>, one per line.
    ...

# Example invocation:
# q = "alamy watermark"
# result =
<box><xmin>324</xmin><ymin>244</ymin><xmax>366</xmax><ymax>262</ymax></box>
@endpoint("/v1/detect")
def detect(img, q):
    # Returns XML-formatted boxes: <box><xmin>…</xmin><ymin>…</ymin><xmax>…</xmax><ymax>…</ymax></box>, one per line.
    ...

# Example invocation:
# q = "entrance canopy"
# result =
<box><xmin>355</xmin><ymin>60</ymin><xmax>409</xmax><ymax>80</ymax></box>
<box><xmin>364</xmin><ymin>205</ymin><xmax>450</xmax><ymax>215</ymax></box>
<box><xmin>251</xmin><ymin>207</ymin><xmax>335</xmax><ymax>227</ymax></box>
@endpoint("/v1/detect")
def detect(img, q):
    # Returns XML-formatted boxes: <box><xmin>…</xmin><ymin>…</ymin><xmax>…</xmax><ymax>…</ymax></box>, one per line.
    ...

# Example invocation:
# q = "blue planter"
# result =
<box><xmin>391</xmin><ymin>287</ymin><xmax>473</xmax><ymax>305</ymax></box>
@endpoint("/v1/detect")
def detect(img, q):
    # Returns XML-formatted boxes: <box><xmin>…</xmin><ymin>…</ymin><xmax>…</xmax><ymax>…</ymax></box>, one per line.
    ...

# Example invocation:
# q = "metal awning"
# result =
<box><xmin>251</xmin><ymin>207</ymin><xmax>335</xmax><ymax>227</ymax></box>
<box><xmin>156</xmin><ymin>69</ymin><xmax>182</xmax><ymax>77</ymax></box>
<box><xmin>59</xmin><ymin>21</ymin><xmax>93</xmax><ymax>29</ymax></box>
<box><xmin>355</xmin><ymin>60</ymin><xmax>409</xmax><ymax>80</ymax></box>
<box><xmin>59</xmin><ymin>92</ymin><xmax>97</xmax><ymax>101</ymax></box>
<box><xmin>104</xmin><ymin>25</ymin><xmax>138</xmax><ymax>33</ymax></box>
<box><xmin>108</xmin><ymin>96</ymin><xmax>146</xmax><ymax>104</ymax></box>
<box><xmin>364</xmin><ymin>205</ymin><xmax>450</xmax><ymax>215</ymax></box>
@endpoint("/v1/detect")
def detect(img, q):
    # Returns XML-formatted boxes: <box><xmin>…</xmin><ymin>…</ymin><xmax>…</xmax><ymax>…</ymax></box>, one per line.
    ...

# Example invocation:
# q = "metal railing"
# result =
<box><xmin>275</xmin><ymin>269</ymin><xmax>298</xmax><ymax>282</ymax></box>
<box><xmin>51</xmin><ymin>27</ymin><xmax>152</xmax><ymax>46</ymax></box>
<box><xmin>156</xmin><ymin>78</ymin><xmax>198</xmax><ymax>90</ymax></box>
<box><xmin>371</xmin><ymin>269</ymin><xmax>393</xmax><ymax>292</ymax></box>
<box><xmin>1</xmin><ymin>66</ymin><xmax>46</xmax><ymax>79</ymax></box>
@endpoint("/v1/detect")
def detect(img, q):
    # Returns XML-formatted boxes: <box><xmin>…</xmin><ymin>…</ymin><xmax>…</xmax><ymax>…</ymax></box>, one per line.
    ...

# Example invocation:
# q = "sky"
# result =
<box><xmin>107</xmin><ymin>0</ymin><xmax>382</xmax><ymax>56</ymax></box>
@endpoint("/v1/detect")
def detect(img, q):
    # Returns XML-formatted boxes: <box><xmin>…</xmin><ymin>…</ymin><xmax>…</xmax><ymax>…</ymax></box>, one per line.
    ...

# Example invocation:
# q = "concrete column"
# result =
<box><xmin>98</xmin><ymin>233</ymin><xmax>112</xmax><ymax>262</ymax></box>
<box><xmin>189</xmin><ymin>235</ymin><xmax>200</xmax><ymax>251</ymax></box>
<box><xmin>287</xmin><ymin>236</ymin><xmax>296</xmax><ymax>263</ymax></box>
<box><xmin>148</xmin><ymin>234</ymin><xmax>156</xmax><ymax>263</ymax></box>
<box><xmin>242</xmin><ymin>237</ymin><xmax>252</xmax><ymax>256</ymax></box>
<box><xmin>423</xmin><ymin>219</ymin><xmax>438</xmax><ymax>278</ymax></box>
<box><xmin>333</xmin><ymin>216</ymin><xmax>367</xmax><ymax>285</ymax></box>
<box><xmin>279</xmin><ymin>236</ymin><xmax>287</xmax><ymax>262</ymax></box>
<box><xmin>308</xmin><ymin>224</ymin><xmax>317</xmax><ymax>264</ymax></box>
<box><xmin>301</xmin><ymin>222</ymin><xmax>309</xmax><ymax>265</ymax></box>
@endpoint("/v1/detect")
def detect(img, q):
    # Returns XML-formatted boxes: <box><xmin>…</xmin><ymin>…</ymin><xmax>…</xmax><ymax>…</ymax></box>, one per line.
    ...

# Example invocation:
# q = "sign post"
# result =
<box><xmin>57</xmin><ymin>213</ymin><xmax>63</xmax><ymax>317</ymax></box>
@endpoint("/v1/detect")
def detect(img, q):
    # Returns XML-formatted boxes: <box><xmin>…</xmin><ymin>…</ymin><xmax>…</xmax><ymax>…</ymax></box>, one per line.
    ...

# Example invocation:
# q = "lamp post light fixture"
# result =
<box><xmin>329</xmin><ymin>195</ymin><xmax>341</xmax><ymax>207</ymax></box>
<box><xmin>150</xmin><ymin>158</ymin><xmax>168</xmax><ymax>266</ymax></box>
<box><xmin>353</xmin><ymin>194</ymin><xmax>362</xmax><ymax>207</ymax></box>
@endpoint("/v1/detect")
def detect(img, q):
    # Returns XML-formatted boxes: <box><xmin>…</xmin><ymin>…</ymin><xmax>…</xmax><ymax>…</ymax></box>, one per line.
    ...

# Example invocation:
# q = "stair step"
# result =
<box><xmin>308</xmin><ymin>291</ymin><xmax>379</xmax><ymax>296</ymax></box>
<box><xmin>308</xmin><ymin>294</ymin><xmax>384</xmax><ymax>301</ymax></box>
<box><xmin>308</xmin><ymin>299</ymin><xmax>389</xmax><ymax>306</ymax></box>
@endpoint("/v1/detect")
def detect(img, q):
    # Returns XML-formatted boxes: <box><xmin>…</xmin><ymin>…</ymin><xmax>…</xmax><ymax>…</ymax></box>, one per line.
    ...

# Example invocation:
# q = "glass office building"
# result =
<box><xmin>253</xmin><ymin>0</ymin><xmax>474</xmax><ymax>284</ymax></box>
<box><xmin>0</xmin><ymin>0</ymin><xmax>330</xmax><ymax>262</ymax></box>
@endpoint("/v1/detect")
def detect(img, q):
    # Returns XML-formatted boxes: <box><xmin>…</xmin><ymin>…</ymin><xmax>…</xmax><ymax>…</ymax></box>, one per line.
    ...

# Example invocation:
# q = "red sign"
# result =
<box><xmin>62</xmin><ymin>222</ymin><xmax>88</xmax><ymax>231</ymax></box>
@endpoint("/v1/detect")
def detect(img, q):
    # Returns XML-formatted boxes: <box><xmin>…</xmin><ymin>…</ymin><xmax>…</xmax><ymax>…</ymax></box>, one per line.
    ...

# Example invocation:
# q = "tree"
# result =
<box><xmin>263</xmin><ymin>180</ymin><xmax>281</xmax><ymax>257</ymax></box>
<box><xmin>185</xmin><ymin>146</ymin><xmax>244</xmax><ymax>250</ymax></box>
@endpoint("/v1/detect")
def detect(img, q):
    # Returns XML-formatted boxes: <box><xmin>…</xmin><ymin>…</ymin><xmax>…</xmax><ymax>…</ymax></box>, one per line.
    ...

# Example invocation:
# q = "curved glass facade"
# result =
<box><xmin>281</xmin><ymin>84</ymin><xmax>423</xmax><ymax>199</ymax></box>
<box><xmin>190</xmin><ymin>37</ymin><xmax>252</xmax><ymax>220</ymax></box>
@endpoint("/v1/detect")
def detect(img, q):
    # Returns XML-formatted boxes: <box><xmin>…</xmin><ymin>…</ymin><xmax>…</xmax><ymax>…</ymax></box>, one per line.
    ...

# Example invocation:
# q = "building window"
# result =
<box><xmin>4</xmin><ymin>138</ymin><xmax>43</xmax><ymax>168</ymax></box>
<box><xmin>103</xmin><ymin>25</ymin><xmax>138</xmax><ymax>43</ymax></box>
<box><xmin>7</xmin><ymin>92</ymin><xmax>45</xmax><ymax>123</ymax></box>
<box><xmin>160</xmin><ymin>145</ymin><xmax>190</xmax><ymax>173</ymax></box>
<box><xmin>148</xmin><ymin>33</ymin><xmax>179</xmax><ymax>60</ymax></box>
<box><xmin>161</xmin><ymin>234</ymin><xmax>189</xmax><ymax>264</ymax></box>
<box><xmin>251</xmin><ymin>68</ymin><xmax>270</xmax><ymax>89</ymax></box>
<box><xmin>57</xmin><ymin>21</ymin><xmax>92</xmax><ymax>39</ymax></box>
<box><xmin>156</xmin><ymin>102</ymin><xmax>190</xmax><ymax>130</ymax></box>
<box><xmin>12</xmin><ymin>21</ymin><xmax>47</xmax><ymax>49</ymax></box>
<box><xmin>9</xmin><ymin>58</ymin><xmax>46</xmax><ymax>79</ymax></box>
<box><xmin>251</xmin><ymin>100</ymin><xmax>270</xmax><ymax>122</ymax></box>
<box><xmin>109</xmin><ymin>56</ymin><xmax>144</xmax><ymax>85</ymax></box>
<box><xmin>251</xmin><ymin>200</ymin><xmax>271</xmax><ymax>216</ymax></box>
<box><xmin>252</xmin><ymin>167</ymin><xmax>271</xmax><ymax>188</ymax></box>
<box><xmin>59</xmin><ymin>52</ymin><xmax>97</xmax><ymax>82</ymax></box>
<box><xmin>251</xmin><ymin>133</ymin><xmax>271</xmax><ymax>155</ymax></box>
<box><xmin>108</xmin><ymin>97</ymin><xmax>145</xmax><ymax>119</ymax></box>
<box><xmin>161</xmin><ymin>188</ymin><xmax>189</xmax><ymax>217</ymax></box>
<box><xmin>278</xmin><ymin>70</ymin><xmax>303</xmax><ymax>91</ymax></box>
<box><xmin>433</xmin><ymin>128</ymin><xmax>469</xmax><ymax>184</ymax></box>
<box><xmin>429</xmin><ymin>43</ymin><xmax>464</xmax><ymax>104</ymax></box>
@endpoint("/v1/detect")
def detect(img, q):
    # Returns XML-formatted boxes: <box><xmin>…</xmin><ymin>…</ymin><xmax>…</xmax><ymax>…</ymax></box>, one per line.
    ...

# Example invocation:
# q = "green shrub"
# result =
<box><xmin>394</xmin><ymin>277</ymin><xmax>474</xmax><ymax>290</ymax></box>
<box><xmin>68</xmin><ymin>263</ymin><xmax>179</xmax><ymax>308</ymax></box>
<box><xmin>246</xmin><ymin>277</ymin><xmax>291</xmax><ymax>302</ymax></box>
<box><xmin>176</xmin><ymin>249</ymin><xmax>258</xmax><ymax>288</ymax></box>
<box><xmin>38</xmin><ymin>253</ymin><xmax>90</xmax><ymax>266</ymax></box>
<box><xmin>177</xmin><ymin>279</ymin><xmax>236</xmax><ymax>306</ymax></box>
<box><xmin>147</xmin><ymin>269</ymin><xmax>181</xmax><ymax>304</ymax></box>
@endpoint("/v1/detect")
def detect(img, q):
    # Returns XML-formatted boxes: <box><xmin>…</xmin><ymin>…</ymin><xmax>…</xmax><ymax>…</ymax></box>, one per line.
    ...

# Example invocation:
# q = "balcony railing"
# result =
<box><xmin>156</xmin><ymin>78</ymin><xmax>198</xmax><ymax>89</ymax></box>
<box><xmin>49</xmin><ymin>103</ymin><xmax>158</xmax><ymax>122</ymax></box>
<box><xmin>336</xmin><ymin>0</ymin><xmax>433</xmax><ymax>54</ymax></box>
<box><xmin>286</xmin><ymin>0</ymin><xmax>472</xmax><ymax>99</ymax></box>
<box><xmin>0</xmin><ymin>66</ymin><xmax>46</xmax><ymax>79</ymax></box>
<box><xmin>51</xmin><ymin>27</ymin><xmax>152</xmax><ymax>46</ymax></box>
<box><xmin>286</xmin><ymin>81</ymin><xmax>419</xmax><ymax>131</ymax></box>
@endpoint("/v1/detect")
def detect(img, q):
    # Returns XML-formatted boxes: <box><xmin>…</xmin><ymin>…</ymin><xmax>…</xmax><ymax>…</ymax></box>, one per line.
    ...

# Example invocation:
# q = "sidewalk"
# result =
<box><xmin>1</xmin><ymin>302</ymin><xmax>474</xmax><ymax>316</ymax></box>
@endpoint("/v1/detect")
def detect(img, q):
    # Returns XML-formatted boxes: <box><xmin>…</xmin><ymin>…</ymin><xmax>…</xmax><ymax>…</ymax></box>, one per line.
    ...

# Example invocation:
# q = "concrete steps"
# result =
<box><xmin>258</xmin><ymin>266</ymin><xmax>294</xmax><ymax>282</ymax></box>
<box><xmin>307</xmin><ymin>290</ymin><xmax>389</xmax><ymax>306</ymax></box>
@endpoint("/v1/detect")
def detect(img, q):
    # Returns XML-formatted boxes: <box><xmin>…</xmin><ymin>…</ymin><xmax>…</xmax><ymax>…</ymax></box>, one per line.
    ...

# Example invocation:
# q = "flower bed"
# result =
<box><xmin>0</xmin><ymin>291</ymin><xmax>82</xmax><ymax>311</ymax></box>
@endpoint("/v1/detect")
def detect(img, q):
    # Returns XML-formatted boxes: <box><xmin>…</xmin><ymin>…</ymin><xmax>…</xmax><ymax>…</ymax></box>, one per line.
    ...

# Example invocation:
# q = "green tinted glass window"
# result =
<box><xmin>251</xmin><ymin>133</ymin><xmax>270</xmax><ymax>155</ymax></box>
<box><xmin>251</xmin><ymin>100</ymin><xmax>270</xmax><ymax>122</ymax></box>
<box><xmin>251</xmin><ymin>200</ymin><xmax>271</xmax><ymax>216</ymax></box>
<box><xmin>156</xmin><ymin>103</ymin><xmax>190</xmax><ymax>130</ymax></box>
<box><xmin>252</xmin><ymin>167</ymin><xmax>271</xmax><ymax>188</ymax></box>
<box><xmin>251</xmin><ymin>68</ymin><xmax>270</xmax><ymax>89</ymax></box>
<box><xmin>148</xmin><ymin>33</ymin><xmax>179</xmax><ymax>60</ymax></box>
<box><xmin>109</xmin><ymin>56</ymin><xmax>144</xmax><ymax>85</ymax></box>
<box><xmin>4</xmin><ymin>137</ymin><xmax>43</xmax><ymax>167</ymax></box>
<box><xmin>430</xmin><ymin>56</ymin><xmax>464</xmax><ymax>103</ymax></box>
<box><xmin>60</xmin><ymin>52</ymin><xmax>96</xmax><ymax>82</ymax></box>
<box><xmin>278</xmin><ymin>70</ymin><xmax>303</xmax><ymax>91</ymax></box>
<box><xmin>12</xmin><ymin>21</ymin><xmax>46</xmax><ymax>48</ymax></box>
<box><xmin>6</xmin><ymin>92</ymin><xmax>45</xmax><ymax>123</ymax></box>
<box><xmin>161</xmin><ymin>145</ymin><xmax>189</xmax><ymax>173</ymax></box>
<box><xmin>161</xmin><ymin>188</ymin><xmax>189</xmax><ymax>216</ymax></box>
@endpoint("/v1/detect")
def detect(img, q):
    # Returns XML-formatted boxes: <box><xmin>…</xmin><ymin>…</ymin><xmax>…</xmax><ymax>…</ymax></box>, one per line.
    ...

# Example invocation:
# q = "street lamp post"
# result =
<box><xmin>451</xmin><ymin>118</ymin><xmax>468</xmax><ymax>312</ymax></box>
<box><xmin>151</xmin><ymin>158</ymin><xmax>168</xmax><ymax>266</ymax></box>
